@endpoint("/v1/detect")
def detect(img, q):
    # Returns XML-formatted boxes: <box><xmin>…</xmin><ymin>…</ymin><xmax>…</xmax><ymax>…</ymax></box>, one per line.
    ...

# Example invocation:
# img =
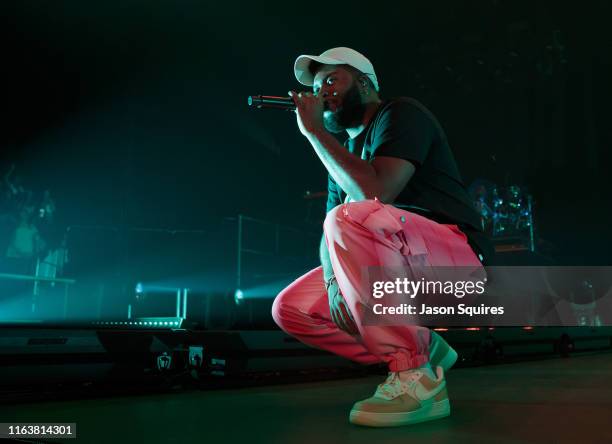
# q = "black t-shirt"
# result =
<box><xmin>326</xmin><ymin>97</ymin><xmax>493</xmax><ymax>263</ymax></box>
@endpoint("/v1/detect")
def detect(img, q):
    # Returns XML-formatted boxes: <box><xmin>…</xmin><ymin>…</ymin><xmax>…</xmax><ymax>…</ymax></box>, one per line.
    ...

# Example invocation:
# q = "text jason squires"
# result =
<box><xmin>371</xmin><ymin>278</ymin><xmax>505</xmax><ymax>317</ymax></box>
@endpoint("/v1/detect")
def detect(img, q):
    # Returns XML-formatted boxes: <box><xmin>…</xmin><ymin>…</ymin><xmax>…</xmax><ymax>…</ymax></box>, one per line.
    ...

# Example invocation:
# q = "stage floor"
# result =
<box><xmin>2</xmin><ymin>352</ymin><xmax>611</xmax><ymax>443</ymax></box>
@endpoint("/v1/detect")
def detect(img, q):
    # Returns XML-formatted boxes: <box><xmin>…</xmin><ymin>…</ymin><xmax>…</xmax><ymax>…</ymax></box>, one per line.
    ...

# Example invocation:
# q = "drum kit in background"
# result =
<box><xmin>470</xmin><ymin>181</ymin><xmax>535</xmax><ymax>252</ymax></box>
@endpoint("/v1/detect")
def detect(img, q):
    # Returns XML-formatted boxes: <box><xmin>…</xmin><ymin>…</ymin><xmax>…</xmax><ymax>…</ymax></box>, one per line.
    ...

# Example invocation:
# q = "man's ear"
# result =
<box><xmin>358</xmin><ymin>75</ymin><xmax>370</xmax><ymax>95</ymax></box>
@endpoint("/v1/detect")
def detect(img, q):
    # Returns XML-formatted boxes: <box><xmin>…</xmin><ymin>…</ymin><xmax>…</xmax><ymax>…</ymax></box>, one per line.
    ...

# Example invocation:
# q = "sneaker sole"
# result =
<box><xmin>349</xmin><ymin>399</ymin><xmax>451</xmax><ymax>427</ymax></box>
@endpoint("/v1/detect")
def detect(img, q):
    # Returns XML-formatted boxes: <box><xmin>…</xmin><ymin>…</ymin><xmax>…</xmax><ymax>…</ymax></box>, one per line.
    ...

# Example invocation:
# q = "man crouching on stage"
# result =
<box><xmin>272</xmin><ymin>47</ymin><xmax>490</xmax><ymax>427</ymax></box>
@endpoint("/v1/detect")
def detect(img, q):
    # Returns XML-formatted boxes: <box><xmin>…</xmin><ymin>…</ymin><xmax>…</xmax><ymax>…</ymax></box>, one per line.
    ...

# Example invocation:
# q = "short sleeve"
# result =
<box><xmin>325</xmin><ymin>174</ymin><xmax>343</xmax><ymax>213</ymax></box>
<box><xmin>370</xmin><ymin>101</ymin><xmax>437</xmax><ymax>167</ymax></box>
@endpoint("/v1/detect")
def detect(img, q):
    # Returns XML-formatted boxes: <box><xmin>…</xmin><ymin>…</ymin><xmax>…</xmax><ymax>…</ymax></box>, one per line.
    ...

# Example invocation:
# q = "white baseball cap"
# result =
<box><xmin>294</xmin><ymin>47</ymin><xmax>379</xmax><ymax>92</ymax></box>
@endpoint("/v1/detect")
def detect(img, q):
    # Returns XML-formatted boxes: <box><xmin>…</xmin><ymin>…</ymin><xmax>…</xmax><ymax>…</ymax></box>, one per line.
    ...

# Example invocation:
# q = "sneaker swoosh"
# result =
<box><xmin>415</xmin><ymin>379</ymin><xmax>446</xmax><ymax>401</ymax></box>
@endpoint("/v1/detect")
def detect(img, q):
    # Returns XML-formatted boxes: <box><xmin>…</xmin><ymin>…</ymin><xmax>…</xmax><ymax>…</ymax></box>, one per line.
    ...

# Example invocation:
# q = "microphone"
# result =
<box><xmin>248</xmin><ymin>95</ymin><xmax>295</xmax><ymax>111</ymax></box>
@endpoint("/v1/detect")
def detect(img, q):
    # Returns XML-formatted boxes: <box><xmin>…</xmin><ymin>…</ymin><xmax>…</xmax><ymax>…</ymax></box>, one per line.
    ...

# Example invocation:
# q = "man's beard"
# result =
<box><xmin>323</xmin><ymin>82</ymin><xmax>367</xmax><ymax>134</ymax></box>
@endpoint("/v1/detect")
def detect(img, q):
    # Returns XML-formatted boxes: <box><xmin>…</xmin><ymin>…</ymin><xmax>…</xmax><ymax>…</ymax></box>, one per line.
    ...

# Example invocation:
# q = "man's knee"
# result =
<box><xmin>271</xmin><ymin>293</ymin><xmax>285</xmax><ymax>329</ymax></box>
<box><xmin>323</xmin><ymin>200</ymin><xmax>379</xmax><ymax>235</ymax></box>
<box><xmin>271</xmin><ymin>289</ymin><xmax>295</xmax><ymax>331</ymax></box>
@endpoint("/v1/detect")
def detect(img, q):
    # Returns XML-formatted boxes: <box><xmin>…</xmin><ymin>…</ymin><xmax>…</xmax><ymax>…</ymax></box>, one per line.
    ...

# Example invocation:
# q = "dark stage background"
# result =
<box><xmin>1</xmin><ymin>0</ymin><xmax>611</xmax><ymax>290</ymax></box>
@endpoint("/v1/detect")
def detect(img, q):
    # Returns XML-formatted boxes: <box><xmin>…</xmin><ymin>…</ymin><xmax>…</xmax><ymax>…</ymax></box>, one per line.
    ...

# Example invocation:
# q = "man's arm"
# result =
<box><xmin>290</xmin><ymin>91</ymin><xmax>416</xmax><ymax>204</ymax></box>
<box><xmin>319</xmin><ymin>156</ymin><xmax>412</xmax><ymax>334</ymax></box>
<box><xmin>321</xmin><ymin>230</ymin><xmax>357</xmax><ymax>334</ymax></box>
<box><xmin>320</xmin><ymin>233</ymin><xmax>333</xmax><ymax>283</ymax></box>
<box><xmin>307</xmin><ymin>130</ymin><xmax>415</xmax><ymax>203</ymax></box>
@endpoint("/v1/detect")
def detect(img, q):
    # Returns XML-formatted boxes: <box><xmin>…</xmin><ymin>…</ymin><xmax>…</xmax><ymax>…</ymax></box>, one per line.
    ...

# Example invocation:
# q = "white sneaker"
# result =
<box><xmin>349</xmin><ymin>366</ymin><xmax>450</xmax><ymax>427</ymax></box>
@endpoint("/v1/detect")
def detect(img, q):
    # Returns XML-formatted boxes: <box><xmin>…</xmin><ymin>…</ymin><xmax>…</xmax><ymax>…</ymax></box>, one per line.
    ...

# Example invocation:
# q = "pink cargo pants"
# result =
<box><xmin>271</xmin><ymin>199</ymin><xmax>482</xmax><ymax>372</ymax></box>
